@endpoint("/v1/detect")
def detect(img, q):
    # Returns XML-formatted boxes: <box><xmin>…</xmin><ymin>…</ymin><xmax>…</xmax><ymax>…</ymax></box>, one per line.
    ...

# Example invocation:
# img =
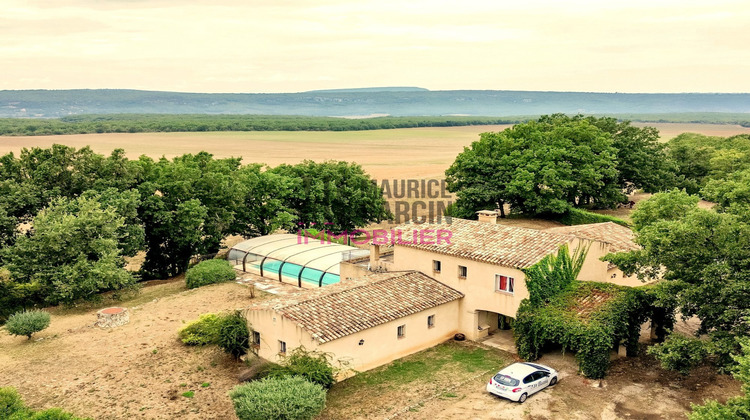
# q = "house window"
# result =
<box><xmin>458</xmin><ymin>265</ymin><xmax>467</xmax><ymax>279</ymax></box>
<box><xmin>397</xmin><ymin>324</ymin><xmax>406</xmax><ymax>338</ymax></box>
<box><xmin>495</xmin><ymin>274</ymin><xmax>515</xmax><ymax>294</ymax></box>
<box><xmin>278</xmin><ymin>340</ymin><xmax>287</xmax><ymax>354</ymax></box>
<box><xmin>252</xmin><ymin>331</ymin><xmax>261</xmax><ymax>346</ymax></box>
<box><xmin>427</xmin><ymin>315</ymin><xmax>435</xmax><ymax>328</ymax></box>
<box><xmin>433</xmin><ymin>260</ymin><xmax>441</xmax><ymax>273</ymax></box>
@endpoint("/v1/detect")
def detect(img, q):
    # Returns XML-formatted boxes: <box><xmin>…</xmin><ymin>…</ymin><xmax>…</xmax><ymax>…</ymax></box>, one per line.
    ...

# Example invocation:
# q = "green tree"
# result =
<box><xmin>629</xmin><ymin>189</ymin><xmax>700</xmax><ymax>231</ymax></box>
<box><xmin>233</xmin><ymin>164</ymin><xmax>296</xmax><ymax>237</ymax></box>
<box><xmin>2</xmin><ymin>195</ymin><xmax>136</xmax><ymax>305</ymax></box>
<box><xmin>702</xmin><ymin>168</ymin><xmax>750</xmax><ymax>221</ymax></box>
<box><xmin>689</xmin><ymin>339</ymin><xmax>750</xmax><ymax>419</ymax></box>
<box><xmin>666</xmin><ymin>133</ymin><xmax>719</xmax><ymax>194</ymax></box>
<box><xmin>582</xmin><ymin>116</ymin><xmax>676</xmax><ymax>193</ymax></box>
<box><xmin>446</xmin><ymin>115</ymin><xmax>621</xmax><ymax>216</ymax></box>
<box><xmin>138</xmin><ymin>152</ymin><xmax>241</xmax><ymax>278</ymax></box>
<box><xmin>666</xmin><ymin>133</ymin><xmax>750</xmax><ymax>195</ymax></box>
<box><xmin>270</xmin><ymin>161</ymin><xmax>390</xmax><ymax>234</ymax></box>
<box><xmin>606</xmin><ymin>194</ymin><xmax>750</xmax><ymax>368</ymax></box>
<box><xmin>0</xmin><ymin>205</ymin><xmax>17</xmax><ymax>250</ymax></box>
<box><xmin>65</xmin><ymin>189</ymin><xmax>144</xmax><ymax>257</ymax></box>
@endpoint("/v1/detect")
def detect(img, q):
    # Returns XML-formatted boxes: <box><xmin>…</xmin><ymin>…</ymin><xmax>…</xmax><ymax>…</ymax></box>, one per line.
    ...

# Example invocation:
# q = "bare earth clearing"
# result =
<box><xmin>0</xmin><ymin>279</ymin><xmax>258</xmax><ymax>419</ymax></box>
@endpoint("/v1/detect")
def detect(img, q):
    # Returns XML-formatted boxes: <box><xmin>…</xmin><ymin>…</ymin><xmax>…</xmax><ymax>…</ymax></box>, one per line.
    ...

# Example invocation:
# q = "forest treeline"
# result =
<box><xmin>0</xmin><ymin>115</ymin><xmax>520</xmax><ymax>136</ymax></box>
<box><xmin>2</xmin><ymin>113</ymin><xmax>749</xmax><ymax>137</ymax></box>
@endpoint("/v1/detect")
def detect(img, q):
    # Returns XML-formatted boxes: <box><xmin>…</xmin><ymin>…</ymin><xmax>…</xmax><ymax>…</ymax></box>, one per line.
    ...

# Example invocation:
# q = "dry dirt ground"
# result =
<box><xmin>0</xmin><ymin>278</ymin><xmax>259</xmax><ymax>420</ymax></box>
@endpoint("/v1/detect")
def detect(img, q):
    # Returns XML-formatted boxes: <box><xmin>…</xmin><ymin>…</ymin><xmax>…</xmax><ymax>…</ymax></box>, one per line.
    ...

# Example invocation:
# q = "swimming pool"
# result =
<box><xmin>250</xmin><ymin>259</ymin><xmax>340</xmax><ymax>286</ymax></box>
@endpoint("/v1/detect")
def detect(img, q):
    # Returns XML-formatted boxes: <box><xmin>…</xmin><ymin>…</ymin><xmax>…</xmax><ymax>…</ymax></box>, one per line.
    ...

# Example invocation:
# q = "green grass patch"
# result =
<box><xmin>324</xmin><ymin>341</ymin><xmax>506</xmax><ymax>418</ymax></box>
<box><xmin>341</xmin><ymin>342</ymin><xmax>502</xmax><ymax>388</ymax></box>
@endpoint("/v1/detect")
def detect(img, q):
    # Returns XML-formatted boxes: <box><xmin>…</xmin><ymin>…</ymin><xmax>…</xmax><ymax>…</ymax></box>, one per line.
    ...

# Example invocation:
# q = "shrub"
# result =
<box><xmin>6</xmin><ymin>310</ymin><xmax>51</xmax><ymax>340</ymax></box>
<box><xmin>648</xmin><ymin>332</ymin><xmax>709</xmax><ymax>375</ymax></box>
<box><xmin>185</xmin><ymin>259</ymin><xmax>236</xmax><ymax>289</ymax></box>
<box><xmin>0</xmin><ymin>388</ymin><xmax>88</xmax><ymax>420</ymax></box>
<box><xmin>217</xmin><ymin>311</ymin><xmax>250</xmax><ymax>359</ymax></box>
<box><xmin>0</xmin><ymin>387</ymin><xmax>25</xmax><ymax>417</ymax></box>
<box><xmin>229</xmin><ymin>376</ymin><xmax>326</xmax><ymax>420</ymax></box>
<box><xmin>269</xmin><ymin>347</ymin><xmax>338</xmax><ymax>389</ymax></box>
<box><xmin>178</xmin><ymin>313</ymin><xmax>222</xmax><ymax>345</ymax></box>
<box><xmin>29</xmin><ymin>408</ymin><xmax>90</xmax><ymax>420</ymax></box>
<box><xmin>523</xmin><ymin>243</ymin><xmax>588</xmax><ymax>306</ymax></box>
<box><xmin>558</xmin><ymin>207</ymin><xmax>630</xmax><ymax>227</ymax></box>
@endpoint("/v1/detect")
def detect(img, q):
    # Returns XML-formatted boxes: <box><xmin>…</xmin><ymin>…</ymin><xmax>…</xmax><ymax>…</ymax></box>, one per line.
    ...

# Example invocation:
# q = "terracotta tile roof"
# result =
<box><xmin>544</xmin><ymin>222</ymin><xmax>638</xmax><ymax>253</ymax></box>
<box><xmin>249</xmin><ymin>271</ymin><xmax>463</xmax><ymax>343</ymax></box>
<box><xmin>389</xmin><ymin>219</ymin><xmax>575</xmax><ymax>269</ymax></box>
<box><xmin>570</xmin><ymin>289</ymin><xmax>615</xmax><ymax>321</ymax></box>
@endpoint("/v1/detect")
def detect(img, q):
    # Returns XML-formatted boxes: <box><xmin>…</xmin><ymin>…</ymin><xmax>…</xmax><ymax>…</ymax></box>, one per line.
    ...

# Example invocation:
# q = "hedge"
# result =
<box><xmin>0</xmin><ymin>387</ymin><xmax>89</xmax><ymax>419</ymax></box>
<box><xmin>229</xmin><ymin>376</ymin><xmax>326</xmax><ymax>420</ymax></box>
<box><xmin>558</xmin><ymin>207</ymin><xmax>630</xmax><ymax>227</ymax></box>
<box><xmin>185</xmin><ymin>259</ymin><xmax>236</xmax><ymax>289</ymax></box>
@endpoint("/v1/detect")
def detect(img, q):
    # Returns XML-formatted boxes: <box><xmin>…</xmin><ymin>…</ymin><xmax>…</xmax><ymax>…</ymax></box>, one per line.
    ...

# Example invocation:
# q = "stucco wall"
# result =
<box><xmin>572</xmin><ymin>238</ymin><xmax>610</xmax><ymax>282</ymax></box>
<box><xmin>606</xmin><ymin>267</ymin><xmax>651</xmax><ymax>287</ymax></box>
<box><xmin>246</xmin><ymin>299</ymin><xmax>461</xmax><ymax>373</ymax></box>
<box><xmin>390</xmin><ymin>246</ymin><xmax>527</xmax><ymax>340</ymax></box>
<box><xmin>339</xmin><ymin>261</ymin><xmax>370</xmax><ymax>281</ymax></box>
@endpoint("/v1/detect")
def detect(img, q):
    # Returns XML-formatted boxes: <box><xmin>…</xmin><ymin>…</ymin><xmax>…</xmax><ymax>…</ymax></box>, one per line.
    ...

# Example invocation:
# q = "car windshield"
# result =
<box><xmin>493</xmin><ymin>374</ymin><xmax>519</xmax><ymax>386</ymax></box>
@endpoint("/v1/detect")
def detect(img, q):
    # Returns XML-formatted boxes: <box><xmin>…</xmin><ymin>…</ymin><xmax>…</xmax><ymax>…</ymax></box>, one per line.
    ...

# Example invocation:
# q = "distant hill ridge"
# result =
<box><xmin>1</xmin><ymin>88</ymin><xmax>749</xmax><ymax>118</ymax></box>
<box><xmin>306</xmin><ymin>87</ymin><xmax>429</xmax><ymax>93</ymax></box>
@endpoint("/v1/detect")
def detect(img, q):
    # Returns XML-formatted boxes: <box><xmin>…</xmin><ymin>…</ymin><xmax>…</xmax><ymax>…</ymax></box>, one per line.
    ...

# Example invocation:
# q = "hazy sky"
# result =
<box><xmin>2</xmin><ymin>0</ymin><xmax>749</xmax><ymax>93</ymax></box>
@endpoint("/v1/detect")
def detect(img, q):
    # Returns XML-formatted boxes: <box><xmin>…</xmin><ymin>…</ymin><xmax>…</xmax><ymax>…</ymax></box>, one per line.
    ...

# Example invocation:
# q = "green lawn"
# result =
<box><xmin>321</xmin><ymin>341</ymin><xmax>508</xmax><ymax>419</ymax></box>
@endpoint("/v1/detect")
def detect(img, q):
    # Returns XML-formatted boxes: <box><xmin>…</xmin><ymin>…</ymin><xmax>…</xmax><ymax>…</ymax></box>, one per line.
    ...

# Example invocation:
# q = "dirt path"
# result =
<box><xmin>0</xmin><ymin>279</ymin><xmax>258</xmax><ymax>420</ymax></box>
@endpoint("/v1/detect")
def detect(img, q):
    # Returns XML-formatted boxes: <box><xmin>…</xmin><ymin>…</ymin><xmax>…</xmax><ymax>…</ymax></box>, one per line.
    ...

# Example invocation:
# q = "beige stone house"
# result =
<box><xmin>240</xmin><ymin>212</ymin><xmax>645</xmax><ymax>371</ymax></box>
<box><xmin>245</xmin><ymin>271</ymin><xmax>463</xmax><ymax>372</ymax></box>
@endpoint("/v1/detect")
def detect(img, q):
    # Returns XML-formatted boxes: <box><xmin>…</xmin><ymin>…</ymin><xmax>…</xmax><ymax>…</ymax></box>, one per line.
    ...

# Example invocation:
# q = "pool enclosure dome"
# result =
<box><xmin>227</xmin><ymin>234</ymin><xmax>370</xmax><ymax>287</ymax></box>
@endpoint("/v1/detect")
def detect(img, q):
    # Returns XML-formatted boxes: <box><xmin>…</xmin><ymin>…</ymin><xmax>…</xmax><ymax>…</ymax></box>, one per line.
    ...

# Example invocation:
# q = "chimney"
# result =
<box><xmin>476</xmin><ymin>210</ymin><xmax>498</xmax><ymax>224</ymax></box>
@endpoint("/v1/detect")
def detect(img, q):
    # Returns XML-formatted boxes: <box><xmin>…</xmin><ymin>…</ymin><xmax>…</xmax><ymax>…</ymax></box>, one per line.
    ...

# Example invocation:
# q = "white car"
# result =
<box><xmin>486</xmin><ymin>362</ymin><xmax>558</xmax><ymax>403</ymax></box>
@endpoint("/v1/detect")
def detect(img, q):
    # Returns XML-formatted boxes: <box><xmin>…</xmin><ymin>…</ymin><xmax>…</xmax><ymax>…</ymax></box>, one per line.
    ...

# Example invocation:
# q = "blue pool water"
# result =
<box><xmin>259</xmin><ymin>260</ymin><xmax>340</xmax><ymax>286</ymax></box>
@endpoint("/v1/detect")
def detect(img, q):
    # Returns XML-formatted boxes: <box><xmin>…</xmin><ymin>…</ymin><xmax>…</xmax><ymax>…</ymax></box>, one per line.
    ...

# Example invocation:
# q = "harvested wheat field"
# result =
<box><xmin>1</xmin><ymin>123</ymin><xmax>749</xmax><ymax>181</ymax></box>
<box><xmin>0</xmin><ymin>278</ymin><xmax>259</xmax><ymax>420</ymax></box>
<box><xmin>0</xmin><ymin>125</ymin><xmax>511</xmax><ymax>180</ymax></box>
